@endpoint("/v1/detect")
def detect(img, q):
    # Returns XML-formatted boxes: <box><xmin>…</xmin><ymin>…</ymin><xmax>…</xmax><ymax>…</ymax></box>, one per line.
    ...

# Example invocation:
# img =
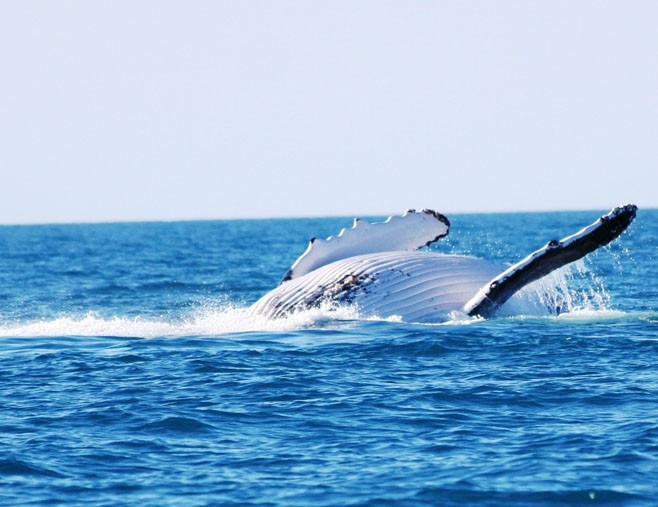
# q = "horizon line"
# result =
<box><xmin>1</xmin><ymin>203</ymin><xmax>649</xmax><ymax>227</ymax></box>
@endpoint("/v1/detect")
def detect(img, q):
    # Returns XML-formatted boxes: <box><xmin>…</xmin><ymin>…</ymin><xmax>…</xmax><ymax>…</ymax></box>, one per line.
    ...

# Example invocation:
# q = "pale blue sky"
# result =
<box><xmin>1</xmin><ymin>1</ymin><xmax>656</xmax><ymax>224</ymax></box>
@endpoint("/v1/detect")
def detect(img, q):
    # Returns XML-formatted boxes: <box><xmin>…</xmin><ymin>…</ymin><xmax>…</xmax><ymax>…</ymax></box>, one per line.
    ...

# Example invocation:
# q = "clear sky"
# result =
<box><xmin>1</xmin><ymin>1</ymin><xmax>656</xmax><ymax>224</ymax></box>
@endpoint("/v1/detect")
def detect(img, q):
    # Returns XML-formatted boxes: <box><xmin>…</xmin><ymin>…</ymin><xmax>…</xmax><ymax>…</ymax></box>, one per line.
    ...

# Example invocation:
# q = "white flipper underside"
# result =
<box><xmin>282</xmin><ymin>209</ymin><xmax>449</xmax><ymax>283</ymax></box>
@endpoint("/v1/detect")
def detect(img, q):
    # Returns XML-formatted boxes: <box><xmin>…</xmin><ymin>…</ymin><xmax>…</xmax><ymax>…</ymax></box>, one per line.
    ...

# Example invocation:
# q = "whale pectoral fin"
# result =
<box><xmin>281</xmin><ymin>209</ymin><xmax>450</xmax><ymax>284</ymax></box>
<box><xmin>463</xmin><ymin>204</ymin><xmax>637</xmax><ymax>318</ymax></box>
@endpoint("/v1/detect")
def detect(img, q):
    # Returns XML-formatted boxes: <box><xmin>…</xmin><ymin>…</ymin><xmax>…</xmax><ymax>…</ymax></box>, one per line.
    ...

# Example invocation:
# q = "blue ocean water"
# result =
<box><xmin>0</xmin><ymin>209</ymin><xmax>656</xmax><ymax>506</ymax></box>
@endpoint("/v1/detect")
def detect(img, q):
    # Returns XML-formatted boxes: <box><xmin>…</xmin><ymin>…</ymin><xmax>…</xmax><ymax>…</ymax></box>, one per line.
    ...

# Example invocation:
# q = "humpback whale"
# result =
<box><xmin>250</xmin><ymin>204</ymin><xmax>637</xmax><ymax>323</ymax></box>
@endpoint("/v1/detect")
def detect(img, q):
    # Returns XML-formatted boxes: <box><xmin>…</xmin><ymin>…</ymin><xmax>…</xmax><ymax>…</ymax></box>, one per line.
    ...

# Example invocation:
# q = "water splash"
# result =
<box><xmin>479</xmin><ymin>259</ymin><xmax>612</xmax><ymax>320</ymax></box>
<box><xmin>0</xmin><ymin>304</ymin><xmax>362</xmax><ymax>338</ymax></box>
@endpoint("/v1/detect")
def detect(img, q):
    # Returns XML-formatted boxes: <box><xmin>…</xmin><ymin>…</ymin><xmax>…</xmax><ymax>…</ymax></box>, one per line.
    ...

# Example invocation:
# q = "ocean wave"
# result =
<box><xmin>0</xmin><ymin>456</ymin><xmax>66</xmax><ymax>478</ymax></box>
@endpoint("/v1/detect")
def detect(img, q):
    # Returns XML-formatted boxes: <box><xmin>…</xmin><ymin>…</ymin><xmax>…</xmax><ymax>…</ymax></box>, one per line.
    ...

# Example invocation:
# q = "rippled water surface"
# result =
<box><xmin>1</xmin><ymin>209</ymin><xmax>656</xmax><ymax>506</ymax></box>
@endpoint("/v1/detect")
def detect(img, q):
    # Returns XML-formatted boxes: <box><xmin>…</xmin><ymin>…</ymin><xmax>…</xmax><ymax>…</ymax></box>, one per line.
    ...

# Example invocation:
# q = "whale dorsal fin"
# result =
<box><xmin>281</xmin><ymin>209</ymin><xmax>450</xmax><ymax>283</ymax></box>
<box><xmin>464</xmin><ymin>204</ymin><xmax>637</xmax><ymax>318</ymax></box>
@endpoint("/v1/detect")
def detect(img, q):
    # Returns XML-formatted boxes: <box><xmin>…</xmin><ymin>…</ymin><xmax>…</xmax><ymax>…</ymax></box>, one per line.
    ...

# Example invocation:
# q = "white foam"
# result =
<box><xmin>0</xmin><ymin>304</ymin><xmax>363</xmax><ymax>338</ymax></box>
<box><xmin>555</xmin><ymin>308</ymin><xmax>627</xmax><ymax>321</ymax></box>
